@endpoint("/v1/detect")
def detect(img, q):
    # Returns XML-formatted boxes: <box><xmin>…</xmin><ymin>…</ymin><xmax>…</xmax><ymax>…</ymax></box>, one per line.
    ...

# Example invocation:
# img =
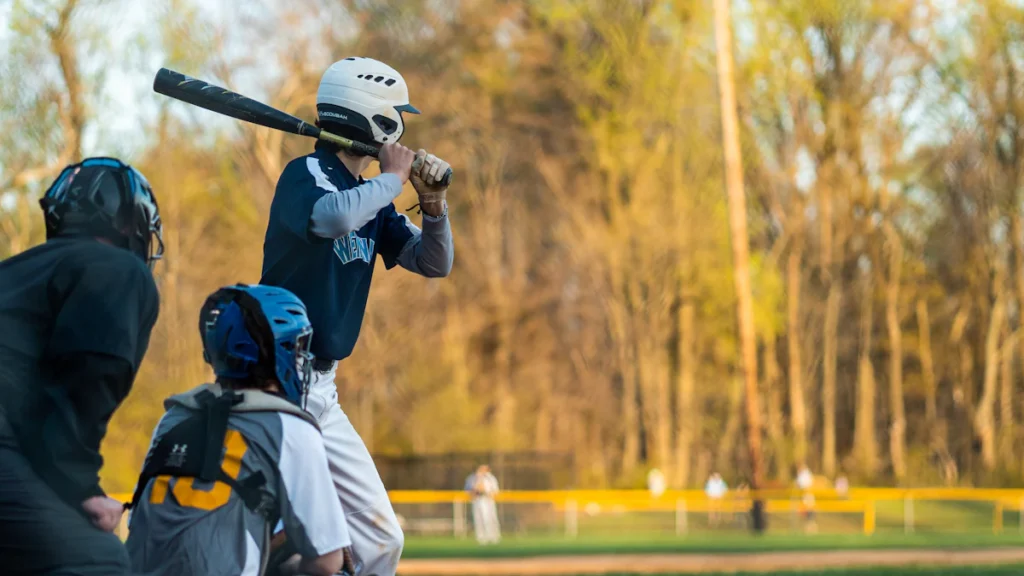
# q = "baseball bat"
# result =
<box><xmin>152</xmin><ymin>68</ymin><xmax>452</xmax><ymax>187</ymax></box>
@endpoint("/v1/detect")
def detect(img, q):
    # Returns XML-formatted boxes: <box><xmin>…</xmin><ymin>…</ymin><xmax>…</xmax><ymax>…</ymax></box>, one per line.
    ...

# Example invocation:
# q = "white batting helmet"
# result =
<box><xmin>316</xmin><ymin>57</ymin><xmax>420</xmax><ymax>146</ymax></box>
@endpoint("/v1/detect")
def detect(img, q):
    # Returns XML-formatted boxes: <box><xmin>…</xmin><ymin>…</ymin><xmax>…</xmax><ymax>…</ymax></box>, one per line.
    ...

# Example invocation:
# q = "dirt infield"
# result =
<box><xmin>397</xmin><ymin>548</ymin><xmax>1024</xmax><ymax>575</ymax></box>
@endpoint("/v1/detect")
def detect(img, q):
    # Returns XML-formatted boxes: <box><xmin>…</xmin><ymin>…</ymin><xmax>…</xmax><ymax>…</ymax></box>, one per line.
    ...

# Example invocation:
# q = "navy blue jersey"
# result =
<box><xmin>260</xmin><ymin>148</ymin><xmax>414</xmax><ymax>361</ymax></box>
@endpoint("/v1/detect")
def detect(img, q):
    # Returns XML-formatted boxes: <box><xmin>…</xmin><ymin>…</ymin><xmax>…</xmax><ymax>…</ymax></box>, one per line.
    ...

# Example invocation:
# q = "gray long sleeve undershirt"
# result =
<box><xmin>309</xmin><ymin>173</ymin><xmax>404</xmax><ymax>238</ymax></box>
<box><xmin>309</xmin><ymin>173</ymin><xmax>454</xmax><ymax>277</ymax></box>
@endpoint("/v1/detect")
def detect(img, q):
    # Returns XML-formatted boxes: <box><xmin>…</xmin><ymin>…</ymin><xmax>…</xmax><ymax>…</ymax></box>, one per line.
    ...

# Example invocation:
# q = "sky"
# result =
<box><xmin>2</xmin><ymin>2</ymin><xmax>155</xmax><ymax>160</ymax></box>
<box><xmin>85</xmin><ymin>0</ymin><xmax>344</xmax><ymax>156</ymax></box>
<box><xmin>0</xmin><ymin>0</ymin><xmax>192</xmax><ymax>208</ymax></box>
<box><xmin>0</xmin><ymin>0</ymin><xmax>360</xmax><ymax>214</ymax></box>
<box><xmin>87</xmin><ymin>1</ymin><xmax>156</xmax><ymax>157</ymax></box>
<box><xmin>0</xmin><ymin>0</ymin><xmax>249</xmax><ymax>163</ymax></box>
<box><xmin>1</xmin><ymin>0</ymin><xmax>374</xmax><ymax>172</ymax></box>
<box><xmin>93</xmin><ymin>0</ymin><xmax>241</xmax><ymax>157</ymax></box>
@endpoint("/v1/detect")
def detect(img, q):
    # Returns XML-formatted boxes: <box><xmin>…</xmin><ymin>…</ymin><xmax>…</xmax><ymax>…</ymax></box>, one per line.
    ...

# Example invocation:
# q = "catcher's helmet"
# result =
<box><xmin>199</xmin><ymin>284</ymin><xmax>314</xmax><ymax>407</ymax></box>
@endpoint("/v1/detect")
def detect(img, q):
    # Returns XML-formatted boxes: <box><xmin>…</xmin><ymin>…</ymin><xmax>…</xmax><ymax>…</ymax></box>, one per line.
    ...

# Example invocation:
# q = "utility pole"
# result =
<box><xmin>712</xmin><ymin>0</ymin><xmax>767</xmax><ymax>533</ymax></box>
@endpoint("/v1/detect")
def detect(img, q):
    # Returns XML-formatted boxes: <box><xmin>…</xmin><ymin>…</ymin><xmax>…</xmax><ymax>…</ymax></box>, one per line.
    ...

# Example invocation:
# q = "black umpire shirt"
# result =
<box><xmin>0</xmin><ymin>237</ymin><xmax>159</xmax><ymax>509</ymax></box>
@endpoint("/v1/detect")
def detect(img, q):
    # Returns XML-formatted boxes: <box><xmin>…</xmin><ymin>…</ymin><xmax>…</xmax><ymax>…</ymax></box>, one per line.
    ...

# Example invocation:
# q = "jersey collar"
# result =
<box><xmin>314</xmin><ymin>147</ymin><xmax>361</xmax><ymax>183</ymax></box>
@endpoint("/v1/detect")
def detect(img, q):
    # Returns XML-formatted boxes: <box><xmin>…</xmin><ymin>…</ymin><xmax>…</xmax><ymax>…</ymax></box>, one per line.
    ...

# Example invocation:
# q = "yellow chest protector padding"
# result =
<box><xmin>129</xmin><ymin>384</ymin><xmax>318</xmax><ymax>519</ymax></box>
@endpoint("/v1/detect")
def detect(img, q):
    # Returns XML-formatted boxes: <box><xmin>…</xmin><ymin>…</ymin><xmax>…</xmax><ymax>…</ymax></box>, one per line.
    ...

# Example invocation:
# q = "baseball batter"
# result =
<box><xmin>260</xmin><ymin>56</ymin><xmax>454</xmax><ymax>575</ymax></box>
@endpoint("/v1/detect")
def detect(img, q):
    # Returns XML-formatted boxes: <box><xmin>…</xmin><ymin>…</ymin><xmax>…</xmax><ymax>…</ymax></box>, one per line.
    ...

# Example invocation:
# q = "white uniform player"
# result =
<box><xmin>464</xmin><ymin>466</ymin><xmax>500</xmax><ymax>545</ymax></box>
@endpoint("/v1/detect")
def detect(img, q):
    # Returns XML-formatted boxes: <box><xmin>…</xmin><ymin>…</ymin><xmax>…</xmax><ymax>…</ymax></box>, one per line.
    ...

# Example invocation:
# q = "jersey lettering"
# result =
<box><xmin>149</xmin><ymin>429</ymin><xmax>248</xmax><ymax>511</ymax></box>
<box><xmin>333</xmin><ymin>232</ymin><xmax>375</xmax><ymax>265</ymax></box>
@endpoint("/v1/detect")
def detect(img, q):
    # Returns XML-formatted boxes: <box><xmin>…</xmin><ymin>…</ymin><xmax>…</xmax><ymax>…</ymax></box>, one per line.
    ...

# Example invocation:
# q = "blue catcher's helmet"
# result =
<box><xmin>198</xmin><ymin>284</ymin><xmax>314</xmax><ymax>406</ymax></box>
<box><xmin>40</xmin><ymin>157</ymin><xmax>164</xmax><ymax>267</ymax></box>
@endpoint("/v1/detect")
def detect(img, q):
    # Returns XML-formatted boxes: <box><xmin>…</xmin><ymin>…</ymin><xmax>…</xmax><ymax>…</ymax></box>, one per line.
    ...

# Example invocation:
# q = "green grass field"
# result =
<box><xmin>395</xmin><ymin>497</ymin><xmax>1024</xmax><ymax>540</ymax></box>
<box><xmin>401</xmin><ymin>532</ymin><xmax>1024</xmax><ymax>559</ymax></box>
<box><xmin>399</xmin><ymin>502</ymin><xmax>1024</xmax><ymax>574</ymax></box>
<box><xmin>573</xmin><ymin>565</ymin><xmax>1024</xmax><ymax>569</ymax></box>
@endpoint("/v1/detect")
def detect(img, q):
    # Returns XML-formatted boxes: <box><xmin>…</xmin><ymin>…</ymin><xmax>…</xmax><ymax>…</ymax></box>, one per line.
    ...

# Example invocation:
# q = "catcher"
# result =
<box><xmin>126</xmin><ymin>284</ymin><xmax>350</xmax><ymax>576</ymax></box>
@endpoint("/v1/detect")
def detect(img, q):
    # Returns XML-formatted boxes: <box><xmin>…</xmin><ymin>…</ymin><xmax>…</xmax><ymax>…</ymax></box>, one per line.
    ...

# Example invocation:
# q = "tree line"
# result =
<box><xmin>2</xmin><ymin>0</ymin><xmax>1023</xmax><ymax>492</ymax></box>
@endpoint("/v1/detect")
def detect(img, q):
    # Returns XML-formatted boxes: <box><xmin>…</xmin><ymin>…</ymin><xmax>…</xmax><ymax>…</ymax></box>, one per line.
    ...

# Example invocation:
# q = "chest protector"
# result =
<box><xmin>129</xmin><ymin>383</ymin><xmax>319</xmax><ymax>519</ymax></box>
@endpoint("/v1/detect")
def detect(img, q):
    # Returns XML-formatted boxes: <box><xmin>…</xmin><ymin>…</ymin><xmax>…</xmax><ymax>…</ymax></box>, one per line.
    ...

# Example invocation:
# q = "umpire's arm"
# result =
<box><xmin>31</xmin><ymin>354</ymin><xmax>135</xmax><ymax>505</ymax></box>
<box><xmin>33</xmin><ymin>257</ymin><xmax>159</xmax><ymax>508</ymax></box>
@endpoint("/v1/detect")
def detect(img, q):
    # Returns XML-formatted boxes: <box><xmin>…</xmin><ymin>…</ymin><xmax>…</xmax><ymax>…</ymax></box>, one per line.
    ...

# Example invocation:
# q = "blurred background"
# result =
<box><xmin>5</xmin><ymin>0</ymin><xmax>1024</xmax><ymax>547</ymax></box>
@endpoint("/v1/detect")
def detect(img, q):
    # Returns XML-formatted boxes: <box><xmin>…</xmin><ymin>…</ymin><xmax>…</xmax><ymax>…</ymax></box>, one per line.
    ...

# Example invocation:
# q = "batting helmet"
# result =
<box><xmin>316</xmin><ymin>57</ymin><xmax>420</xmax><ymax>148</ymax></box>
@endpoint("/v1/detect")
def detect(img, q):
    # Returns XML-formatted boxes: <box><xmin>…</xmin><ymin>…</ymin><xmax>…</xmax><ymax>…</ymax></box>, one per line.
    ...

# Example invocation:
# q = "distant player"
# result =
<box><xmin>260</xmin><ymin>56</ymin><xmax>454</xmax><ymax>574</ymax></box>
<box><xmin>0</xmin><ymin>157</ymin><xmax>163</xmax><ymax>575</ymax></box>
<box><xmin>464</xmin><ymin>465</ymin><xmax>501</xmax><ymax>545</ymax></box>
<box><xmin>126</xmin><ymin>284</ymin><xmax>350</xmax><ymax>576</ymax></box>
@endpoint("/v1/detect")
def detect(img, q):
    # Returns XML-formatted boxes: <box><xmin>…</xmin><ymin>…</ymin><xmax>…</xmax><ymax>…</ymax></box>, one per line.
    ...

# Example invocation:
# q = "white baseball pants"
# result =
<box><xmin>303</xmin><ymin>364</ymin><xmax>404</xmax><ymax>576</ymax></box>
<box><xmin>471</xmin><ymin>497</ymin><xmax>501</xmax><ymax>544</ymax></box>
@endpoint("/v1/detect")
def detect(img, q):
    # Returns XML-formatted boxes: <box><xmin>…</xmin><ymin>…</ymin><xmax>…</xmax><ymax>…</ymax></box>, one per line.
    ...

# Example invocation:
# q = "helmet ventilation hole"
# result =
<box><xmin>385</xmin><ymin>78</ymin><xmax>396</xmax><ymax>86</ymax></box>
<box><xmin>373</xmin><ymin>114</ymin><xmax>399</xmax><ymax>135</ymax></box>
<box><xmin>374</xmin><ymin>76</ymin><xmax>384</xmax><ymax>82</ymax></box>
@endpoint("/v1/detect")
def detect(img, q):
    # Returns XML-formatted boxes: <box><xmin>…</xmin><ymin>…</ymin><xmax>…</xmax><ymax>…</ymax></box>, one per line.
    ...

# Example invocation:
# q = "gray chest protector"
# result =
<box><xmin>128</xmin><ymin>384</ymin><xmax>318</xmax><ymax>519</ymax></box>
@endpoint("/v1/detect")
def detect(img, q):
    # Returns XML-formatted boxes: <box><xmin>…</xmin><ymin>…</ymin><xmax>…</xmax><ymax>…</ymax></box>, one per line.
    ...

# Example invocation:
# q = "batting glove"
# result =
<box><xmin>411</xmin><ymin>150</ymin><xmax>450</xmax><ymax>205</ymax></box>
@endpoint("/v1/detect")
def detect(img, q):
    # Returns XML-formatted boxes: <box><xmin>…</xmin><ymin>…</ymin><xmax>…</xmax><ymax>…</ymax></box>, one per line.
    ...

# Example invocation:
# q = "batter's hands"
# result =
<box><xmin>411</xmin><ymin>149</ymin><xmax>450</xmax><ymax>216</ymax></box>
<box><xmin>82</xmin><ymin>495</ymin><xmax>124</xmax><ymax>532</ymax></box>
<box><xmin>379</xmin><ymin>142</ymin><xmax>415</xmax><ymax>184</ymax></box>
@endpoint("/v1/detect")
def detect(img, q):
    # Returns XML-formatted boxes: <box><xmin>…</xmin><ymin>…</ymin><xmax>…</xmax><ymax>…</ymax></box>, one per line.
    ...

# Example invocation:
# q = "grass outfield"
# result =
<box><xmin>573</xmin><ymin>565</ymin><xmax>1024</xmax><ymax>569</ymax></box>
<box><xmin>394</xmin><ymin>496</ymin><xmax>1024</xmax><ymax>541</ymax></box>
<box><xmin>401</xmin><ymin>533</ymin><xmax>1024</xmax><ymax>559</ymax></box>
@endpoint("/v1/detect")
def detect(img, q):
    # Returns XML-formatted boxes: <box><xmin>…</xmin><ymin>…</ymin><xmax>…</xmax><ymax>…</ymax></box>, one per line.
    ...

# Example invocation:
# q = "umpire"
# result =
<box><xmin>0</xmin><ymin>158</ymin><xmax>163</xmax><ymax>575</ymax></box>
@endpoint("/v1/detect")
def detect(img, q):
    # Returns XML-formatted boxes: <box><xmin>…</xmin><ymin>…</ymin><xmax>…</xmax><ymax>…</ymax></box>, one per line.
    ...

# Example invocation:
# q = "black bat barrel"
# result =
<box><xmin>153</xmin><ymin>68</ymin><xmax>319</xmax><ymax>138</ymax></box>
<box><xmin>154</xmin><ymin>68</ymin><xmax>452</xmax><ymax>186</ymax></box>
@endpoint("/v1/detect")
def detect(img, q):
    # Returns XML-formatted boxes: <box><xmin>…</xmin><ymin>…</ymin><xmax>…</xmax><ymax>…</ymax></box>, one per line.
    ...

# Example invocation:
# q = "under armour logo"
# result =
<box><xmin>204</xmin><ymin>308</ymin><xmax>221</xmax><ymax>333</ymax></box>
<box><xmin>165</xmin><ymin>444</ymin><xmax>188</xmax><ymax>467</ymax></box>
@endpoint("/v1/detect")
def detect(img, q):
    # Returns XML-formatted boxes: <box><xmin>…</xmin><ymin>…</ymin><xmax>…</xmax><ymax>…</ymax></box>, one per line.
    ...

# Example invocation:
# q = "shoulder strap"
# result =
<box><xmin>199</xmin><ymin>389</ymin><xmax>240</xmax><ymax>480</ymax></box>
<box><xmin>230</xmin><ymin>389</ymin><xmax>319</xmax><ymax>430</ymax></box>
<box><xmin>219</xmin><ymin>469</ymin><xmax>273</xmax><ymax>519</ymax></box>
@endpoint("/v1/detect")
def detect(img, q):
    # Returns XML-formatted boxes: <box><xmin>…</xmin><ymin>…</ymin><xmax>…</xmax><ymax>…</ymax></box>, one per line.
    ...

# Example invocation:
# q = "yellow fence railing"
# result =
<box><xmin>111</xmin><ymin>488</ymin><xmax>1024</xmax><ymax>539</ymax></box>
<box><xmin>386</xmin><ymin>487</ymin><xmax>1024</xmax><ymax>503</ymax></box>
<box><xmin>115</xmin><ymin>487</ymin><xmax>1024</xmax><ymax>504</ymax></box>
<box><xmin>384</xmin><ymin>488</ymin><xmax>1024</xmax><ymax>537</ymax></box>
